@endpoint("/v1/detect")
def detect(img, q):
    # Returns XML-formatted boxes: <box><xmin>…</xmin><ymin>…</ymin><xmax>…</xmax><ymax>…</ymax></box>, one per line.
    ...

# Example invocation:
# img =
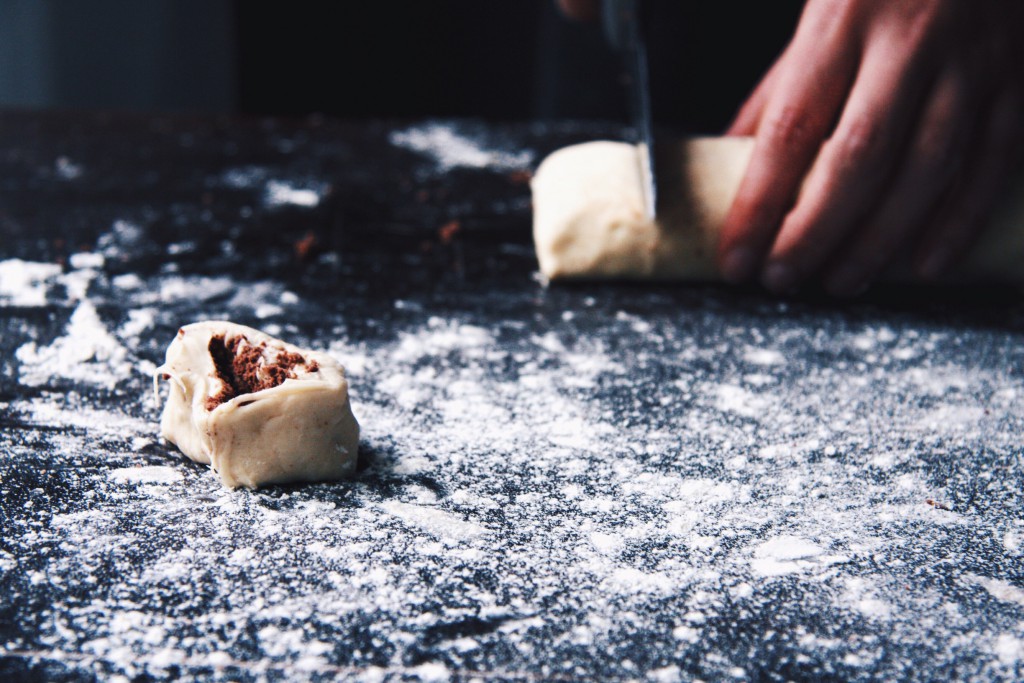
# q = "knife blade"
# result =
<box><xmin>602</xmin><ymin>0</ymin><xmax>657</xmax><ymax>219</ymax></box>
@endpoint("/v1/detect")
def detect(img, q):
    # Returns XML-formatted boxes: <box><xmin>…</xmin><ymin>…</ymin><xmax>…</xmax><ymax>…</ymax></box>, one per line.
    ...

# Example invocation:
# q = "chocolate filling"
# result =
<box><xmin>205</xmin><ymin>334</ymin><xmax>309</xmax><ymax>410</ymax></box>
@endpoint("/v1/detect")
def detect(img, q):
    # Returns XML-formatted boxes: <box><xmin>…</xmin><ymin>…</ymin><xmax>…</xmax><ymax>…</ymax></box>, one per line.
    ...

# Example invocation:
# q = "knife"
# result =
<box><xmin>602</xmin><ymin>0</ymin><xmax>657</xmax><ymax>219</ymax></box>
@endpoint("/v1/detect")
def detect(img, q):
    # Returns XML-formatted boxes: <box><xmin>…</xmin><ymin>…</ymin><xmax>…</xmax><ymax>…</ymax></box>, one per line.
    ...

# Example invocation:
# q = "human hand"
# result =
<box><xmin>719</xmin><ymin>0</ymin><xmax>1024</xmax><ymax>295</ymax></box>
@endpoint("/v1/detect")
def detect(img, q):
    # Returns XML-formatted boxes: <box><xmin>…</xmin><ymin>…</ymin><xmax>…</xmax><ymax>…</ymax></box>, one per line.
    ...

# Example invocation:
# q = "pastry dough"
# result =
<box><xmin>532</xmin><ymin>137</ymin><xmax>1024</xmax><ymax>283</ymax></box>
<box><xmin>154</xmin><ymin>322</ymin><xmax>359</xmax><ymax>489</ymax></box>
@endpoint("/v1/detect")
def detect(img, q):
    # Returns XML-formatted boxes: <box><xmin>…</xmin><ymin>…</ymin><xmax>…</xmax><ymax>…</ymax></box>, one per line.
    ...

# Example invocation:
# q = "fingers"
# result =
<box><xmin>914</xmin><ymin>84</ymin><xmax>1024</xmax><ymax>278</ymax></box>
<box><xmin>720</xmin><ymin>0</ymin><xmax>1023</xmax><ymax>294</ymax></box>
<box><xmin>823</xmin><ymin>65</ymin><xmax>974</xmax><ymax>296</ymax></box>
<box><xmin>761</xmin><ymin>34</ymin><xmax>933</xmax><ymax>293</ymax></box>
<box><xmin>717</xmin><ymin>9</ymin><xmax>858</xmax><ymax>284</ymax></box>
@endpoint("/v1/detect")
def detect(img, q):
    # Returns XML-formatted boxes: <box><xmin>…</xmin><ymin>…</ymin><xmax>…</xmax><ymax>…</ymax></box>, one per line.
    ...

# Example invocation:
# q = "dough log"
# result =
<box><xmin>532</xmin><ymin>138</ymin><xmax>1024</xmax><ymax>284</ymax></box>
<box><xmin>155</xmin><ymin>322</ymin><xmax>360</xmax><ymax>489</ymax></box>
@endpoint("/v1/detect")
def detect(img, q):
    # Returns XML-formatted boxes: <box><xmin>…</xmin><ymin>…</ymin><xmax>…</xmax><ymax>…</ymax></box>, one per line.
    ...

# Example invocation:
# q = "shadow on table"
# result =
<box><xmin>548</xmin><ymin>279</ymin><xmax>1024</xmax><ymax>333</ymax></box>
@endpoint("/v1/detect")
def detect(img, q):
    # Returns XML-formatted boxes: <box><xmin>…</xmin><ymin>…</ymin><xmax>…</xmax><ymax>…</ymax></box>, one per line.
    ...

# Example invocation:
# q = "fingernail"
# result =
<box><xmin>721</xmin><ymin>247</ymin><xmax>757</xmax><ymax>284</ymax></box>
<box><xmin>917</xmin><ymin>249</ymin><xmax>950</xmax><ymax>280</ymax></box>
<box><xmin>826</xmin><ymin>265</ymin><xmax>868</xmax><ymax>298</ymax></box>
<box><xmin>761</xmin><ymin>262</ymin><xmax>798</xmax><ymax>294</ymax></box>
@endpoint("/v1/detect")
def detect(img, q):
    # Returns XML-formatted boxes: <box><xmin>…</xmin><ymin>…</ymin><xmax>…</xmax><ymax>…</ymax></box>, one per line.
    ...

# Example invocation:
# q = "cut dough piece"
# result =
<box><xmin>533</xmin><ymin>138</ymin><xmax>751</xmax><ymax>281</ymax></box>
<box><xmin>532</xmin><ymin>138</ymin><xmax>1024</xmax><ymax>284</ymax></box>
<box><xmin>154</xmin><ymin>321</ymin><xmax>359</xmax><ymax>489</ymax></box>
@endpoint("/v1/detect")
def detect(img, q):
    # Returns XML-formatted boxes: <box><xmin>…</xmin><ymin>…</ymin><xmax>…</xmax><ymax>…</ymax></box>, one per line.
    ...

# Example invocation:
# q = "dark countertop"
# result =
<box><xmin>1</xmin><ymin>110</ymin><xmax>1023</xmax><ymax>682</ymax></box>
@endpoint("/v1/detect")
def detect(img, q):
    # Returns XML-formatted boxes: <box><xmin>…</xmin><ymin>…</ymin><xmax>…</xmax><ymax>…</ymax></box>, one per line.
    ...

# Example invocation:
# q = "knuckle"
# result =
<box><xmin>763</xmin><ymin>105</ymin><xmax>815</xmax><ymax>150</ymax></box>
<box><xmin>803</xmin><ymin>0</ymin><xmax>854</xmax><ymax>37</ymax></box>
<box><xmin>835</xmin><ymin>117</ymin><xmax>887</xmax><ymax>166</ymax></box>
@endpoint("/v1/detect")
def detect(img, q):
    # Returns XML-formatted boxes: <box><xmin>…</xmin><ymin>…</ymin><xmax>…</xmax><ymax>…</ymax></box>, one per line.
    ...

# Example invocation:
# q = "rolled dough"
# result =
<box><xmin>154</xmin><ymin>321</ymin><xmax>360</xmax><ymax>489</ymax></box>
<box><xmin>532</xmin><ymin>138</ymin><xmax>1024</xmax><ymax>284</ymax></box>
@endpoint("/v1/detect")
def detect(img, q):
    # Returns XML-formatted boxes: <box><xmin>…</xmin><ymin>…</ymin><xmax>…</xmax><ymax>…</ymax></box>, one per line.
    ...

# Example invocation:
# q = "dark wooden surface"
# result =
<box><xmin>1</xmin><ymin>111</ymin><xmax>1024</xmax><ymax>682</ymax></box>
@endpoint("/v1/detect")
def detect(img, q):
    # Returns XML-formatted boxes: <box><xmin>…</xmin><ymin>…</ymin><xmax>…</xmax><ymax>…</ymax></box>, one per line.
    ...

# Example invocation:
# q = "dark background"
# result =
<box><xmin>0</xmin><ymin>0</ymin><xmax>803</xmax><ymax>133</ymax></box>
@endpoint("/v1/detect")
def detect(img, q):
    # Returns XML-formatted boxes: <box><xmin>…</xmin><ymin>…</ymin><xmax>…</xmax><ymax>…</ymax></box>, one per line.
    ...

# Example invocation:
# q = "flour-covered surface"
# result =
<box><xmin>2</xmin><ymin>112</ymin><xmax>1024</xmax><ymax>682</ymax></box>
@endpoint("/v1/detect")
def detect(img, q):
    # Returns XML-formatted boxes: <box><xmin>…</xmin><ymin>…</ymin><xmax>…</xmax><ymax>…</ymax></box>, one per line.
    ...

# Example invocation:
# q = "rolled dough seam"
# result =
<box><xmin>531</xmin><ymin>138</ymin><xmax>1024</xmax><ymax>284</ymax></box>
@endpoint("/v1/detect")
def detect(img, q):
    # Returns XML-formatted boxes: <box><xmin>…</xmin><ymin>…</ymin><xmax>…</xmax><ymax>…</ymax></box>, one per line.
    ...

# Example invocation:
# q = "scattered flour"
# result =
<box><xmin>743</xmin><ymin>348</ymin><xmax>785</xmax><ymax>366</ymax></box>
<box><xmin>264</xmin><ymin>180</ymin><xmax>321</xmax><ymax>208</ymax></box>
<box><xmin>0</xmin><ymin>260</ymin><xmax>62</xmax><ymax>307</ymax></box>
<box><xmin>16</xmin><ymin>301</ymin><xmax>132</xmax><ymax>389</ymax></box>
<box><xmin>750</xmin><ymin>536</ymin><xmax>825</xmax><ymax>577</ymax></box>
<box><xmin>157</xmin><ymin>275</ymin><xmax>234</xmax><ymax>304</ymax></box>
<box><xmin>15</xmin><ymin>397</ymin><xmax>152</xmax><ymax>436</ymax></box>
<box><xmin>4</xmin><ymin>218</ymin><xmax>1024</xmax><ymax>680</ymax></box>
<box><xmin>712</xmin><ymin>384</ymin><xmax>768</xmax><ymax>419</ymax></box>
<box><xmin>379</xmin><ymin>501</ymin><xmax>487</xmax><ymax>545</ymax></box>
<box><xmin>965</xmin><ymin>574</ymin><xmax>1024</xmax><ymax>608</ymax></box>
<box><xmin>119</xmin><ymin>309</ymin><xmax>156</xmax><ymax>341</ymax></box>
<box><xmin>995</xmin><ymin>634</ymin><xmax>1024</xmax><ymax>666</ymax></box>
<box><xmin>69</xmin><ymin>252</ymin><xmax>105</xmax><ymax>270</ymax></box>
<box><xmin>55</xmin><ymin>156</ymin><xmax>84</xmax><ymax>180</ymax></box>
<box><xmin>389</xmin><ymin>123</ymin><xmax>533</xmax><ymax>172</ymax></box>
<box><xmin>109</xmin><ymin>466</ymin><xmax>184</xmax><ymax>485</ymax></box>
<box><xmin>220</xmin><ymin>165</ymin><xmax>268</xmax><ymax>189</ymax></box>
<box><xmin>97</xmin><ymin>220</ymin><xmax>143</xmax><ymax>258</ymax></box>
<box><xmin>855</xmin><ymin>598</ymin><xmax>893</xmax><ymax>620</ymax></box>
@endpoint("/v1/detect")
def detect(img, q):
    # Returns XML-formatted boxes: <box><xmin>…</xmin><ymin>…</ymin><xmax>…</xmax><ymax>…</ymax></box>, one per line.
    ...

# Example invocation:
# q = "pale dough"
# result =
<box><xmin>532</xmin><ymin>138</ymin><xmax>1024</xmax><ymax>283</ymax></box>
<box><xmin>154</xmin><ymin>321</ymin><xmax>359</xmax><ymax>489</ymax></box>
